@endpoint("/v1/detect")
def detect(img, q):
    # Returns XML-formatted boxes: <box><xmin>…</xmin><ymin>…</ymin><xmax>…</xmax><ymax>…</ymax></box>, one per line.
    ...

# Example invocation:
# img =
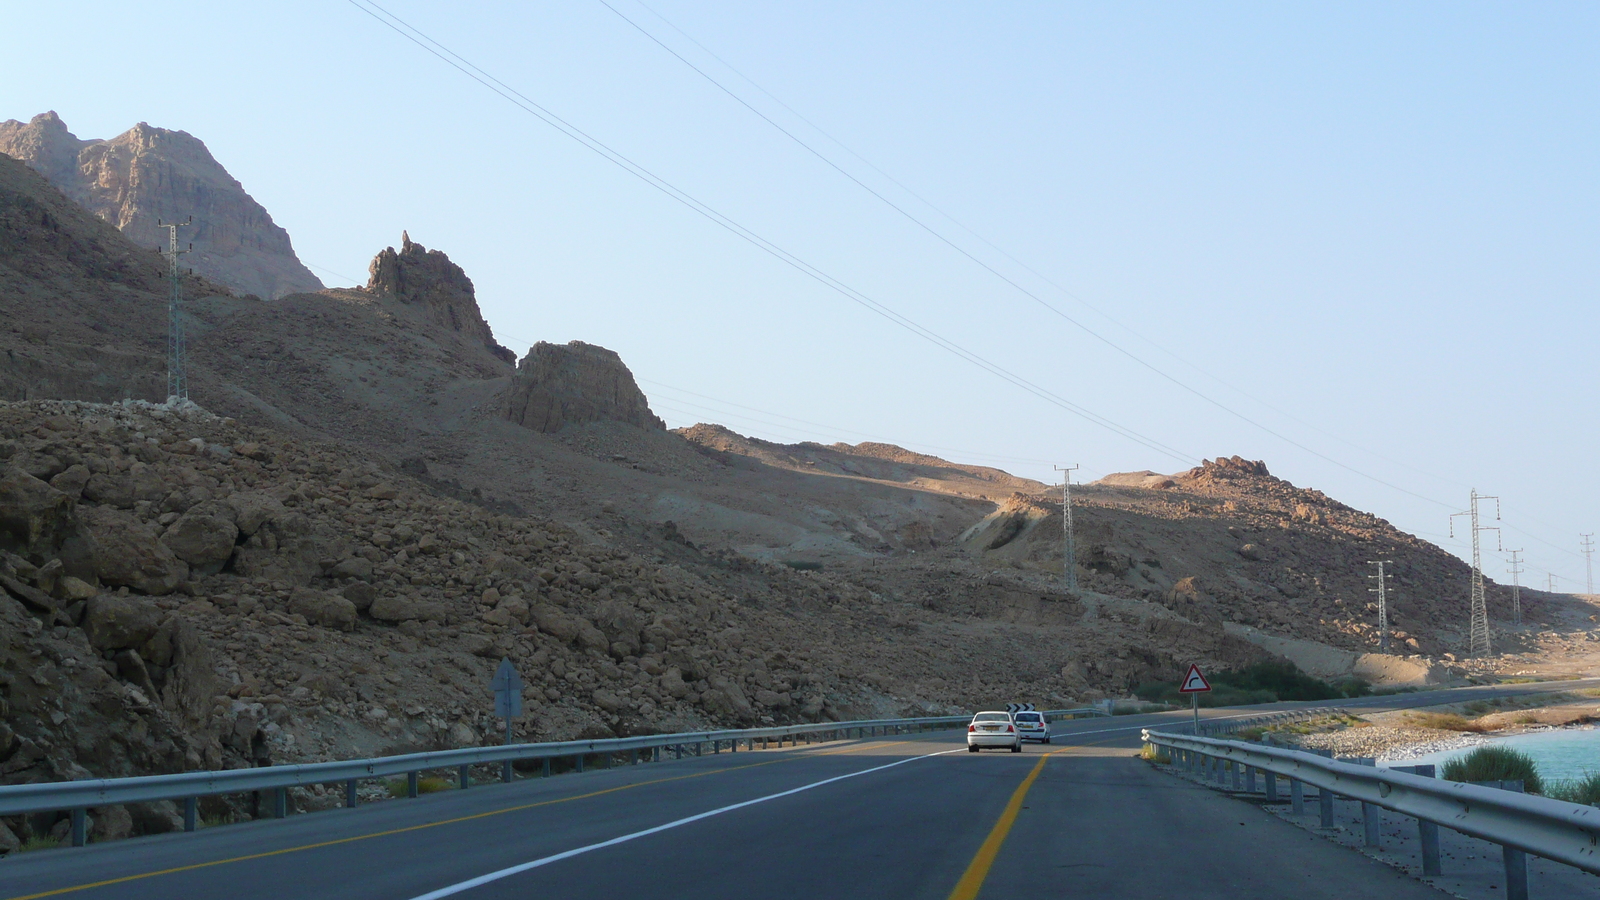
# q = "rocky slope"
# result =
<box><xmin>0</xmin><ymin>111</ymin><xmax>322</xmax><ymax>300</ymax></box>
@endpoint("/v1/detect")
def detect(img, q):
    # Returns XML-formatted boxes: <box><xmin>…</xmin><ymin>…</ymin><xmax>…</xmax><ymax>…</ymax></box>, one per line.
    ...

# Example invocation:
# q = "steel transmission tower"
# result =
<box><xmin>158</xmin><ymin>217</ymin><xmax>192</xmax><ymax>402</ymax></box>
<box><xmin>1583</xmin><ymin>534</ymin><xmax>1595</xmax><ymax>596</ymax></box>
<box><xmin>1450</xmin><ymin>489</ymin><xmax>1501</xmax><ymax>658</ymax></box>
<box><xmin>1506</xmin><ymin>549</ymin><xmax>1525</xmax><ymax>626</ymax></box>
<box><xmin>1054</xmin><ymin>464</ymin><xmax>1079</xmax><ymax>591</ymax></box>
<box><xmin>1367</xmin><ymin>559</ymin><xmax>1394</xmax><ymax>652</ymax></box>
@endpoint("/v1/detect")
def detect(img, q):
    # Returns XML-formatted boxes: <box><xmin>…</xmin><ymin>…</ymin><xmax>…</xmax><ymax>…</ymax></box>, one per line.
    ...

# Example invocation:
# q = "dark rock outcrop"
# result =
<box><xmin>366</xmin><ymin>232</ymin><xmax>515</xmax><ymax>364</ymax></box>
<box><xmin>0</xmin><ymin>111</ymin><xmax>323</xmax><ymax>300</ymax></box>
<box><xmin>498</xmin><ymin>341</ymin><xmax>664</xmax><ymax>433</ymax></box>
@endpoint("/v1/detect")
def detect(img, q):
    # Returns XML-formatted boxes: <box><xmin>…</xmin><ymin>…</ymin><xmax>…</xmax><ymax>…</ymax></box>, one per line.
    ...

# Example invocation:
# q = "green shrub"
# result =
<box><xmin>1441</xmin><ymin>746</ymin><xmax>1543</xmax><ymax>795</ymax></box>
<box><xmin>17</xmin><ymin>835</ymin><xmax>61</xmax><ymax>853</ymax></box>
<box><xmin>1545</xmin><ymin>772</ymin><xmax>1600</xmax><ymax>805</ymax></box>
<box><xmin>1133</xmin><ymin>659</ymin><xmax>1362</xmax><ymax>708</ymax></box>
<box><xmin>1138</xmin><ymin>744</ymin><xmax>1171</xmax><ymax>764</ymax></box>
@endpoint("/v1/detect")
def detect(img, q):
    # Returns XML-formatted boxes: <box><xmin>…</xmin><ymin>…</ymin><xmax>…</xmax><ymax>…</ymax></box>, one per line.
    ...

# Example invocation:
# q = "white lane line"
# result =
<box><xmin>406</xmin><ymin>747</ymin><xmax>966</xmax><ymax>900</ymax></box>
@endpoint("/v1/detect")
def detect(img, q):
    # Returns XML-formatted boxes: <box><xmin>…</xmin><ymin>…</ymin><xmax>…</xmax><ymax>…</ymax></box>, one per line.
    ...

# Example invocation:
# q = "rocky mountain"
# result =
<box><xmin>0</xmin><ymin>112</ymin><xmax>322</xmax><ymax>300</ymax></box>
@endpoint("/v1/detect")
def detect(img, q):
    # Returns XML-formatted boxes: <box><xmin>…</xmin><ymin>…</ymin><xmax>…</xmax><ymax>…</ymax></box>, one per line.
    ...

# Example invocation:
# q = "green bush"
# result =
<box><xmin>385</xmin><ymin>775</ymin><xmax>454</xmax><ymax>798</ymax></box>
<box><xmin>1441</xmin><ymin>746</ymin><xmax>1543</xmax><ymax>795</ymax></box>
<box><xmin>1133</xmin><ymin>659</ymin><xmax>1365</xmax><ymax>707</ymax></box>
<box><xmin>1545</xmin><ymin>772</ymin><xmax>1600</xmax><ymax>805</ymax></box>
<box><xmin>16</xmin><ymin>835</ymin><xmax>61</xmax><ymax>853</ymax></box>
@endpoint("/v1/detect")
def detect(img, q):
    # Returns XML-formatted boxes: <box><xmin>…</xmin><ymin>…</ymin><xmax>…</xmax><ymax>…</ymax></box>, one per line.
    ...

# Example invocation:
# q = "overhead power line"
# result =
<box><xmin>594</xmin><ymin>0</ymin><xmax>1469</xmax><ymax>513</ymax></box>
<box><xmin>345</xmin><ymin>0</ymin><xmax>1197</xmax><ymax>465</ymax></box>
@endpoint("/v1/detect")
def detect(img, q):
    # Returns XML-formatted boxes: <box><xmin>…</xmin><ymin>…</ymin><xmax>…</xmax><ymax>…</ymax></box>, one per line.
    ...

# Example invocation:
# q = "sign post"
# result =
<box><xmin>491</xmin><ymin>658</ymin><xmax>523</xmax><ymax>746</ymax></box>
<box><xmin>1177</xmin><ymin>663</ymin><xmax>1212</xmax><ymax>733</ymax></box>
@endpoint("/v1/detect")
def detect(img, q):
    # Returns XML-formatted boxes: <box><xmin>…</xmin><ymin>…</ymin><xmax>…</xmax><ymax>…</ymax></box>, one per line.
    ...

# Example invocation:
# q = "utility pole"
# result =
<box><xmin>1583</xmin><ymin>534</ymin><xmax>1595</xmax><ymax>597</ymax></box>
<box><xmin>1548</xmin><ymin>573</ymin><xmax>1557</xmax><ymax>593</ymax></box>
<box><xmin>1053</xmin><ymin>464</ymin><xmax>1080</xmax><ymax>592</ymax></box>
<box><xmin>1367</xmin><ymin>560</ymin><xmax>1394</xmax><ymax>652</ymax></box>
<box><xmin>158</xmin><ymin>216</ymin><xmax>192</xmax><ymax>403</ymax></box>
<box><xmin>1505</xmin><ymin>550</ymin><xmax>1525</xmax><ymax>627</ymax></box>
<box><xmin>1450</xmin><ymin>489</ymin><xmax>1501</xmax><ymax>659</ymax></box>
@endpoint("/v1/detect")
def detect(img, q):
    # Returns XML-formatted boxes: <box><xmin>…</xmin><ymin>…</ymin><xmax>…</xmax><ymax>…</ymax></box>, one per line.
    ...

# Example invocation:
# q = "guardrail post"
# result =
<box><xmin>503</xmin><ymin>760</ymin><xmax>514</xmax><ymax>782</ymax></box>
<box><xmin>713</xmin><ymin>740</ymin><xmax>720</xmax><ymax>754</ymax></box>
<box><xmin>1319</xmin><ymin>784</ymin><xmax>1334</xmax><ymax>827</ymax></box>
<box><xmin>1245</xmin><ymin>765</ymin><xmax>1257</xmax><ymax>793</ymax></box>
<box><xmin>1265</xmin><ymin>770</ymin><xmax>1279</xmax><ymax>802</ymax></box>
<box><xmin>346</xmin><ymin>779</ymin><xmax>359</xmax><ymax>808</ymax></box>
<box><xmin>576</xmin><ymin>754</ymin><xmax>585</xmax><ymax>773</ymax></box>
<box><xmin>273</xmin><ymin>787</ymin><xmax>288</xmax><ymax>818</ymax></box>
<box><xmin>408</xmin><ymin>771</ymin><xmax>420</xmax><ymax>797</ymax></box>
<box><xmin>184</xmin><ymin>797</ymin><xmax>198</xmax><ymax>832</ymax></box>
<box><xmin>1503</xmin><ymin>845</ymin><xmax>1528</xmax><ymax>900</ymax></box>
<box><xmin>70</xmin><ymin>808</ymin><xmax>86</xmax><ymax>847</ymax></box>
<box><xmin>459</xmin><ymin>765</ymin><xmax>471</xmax><ymax>789</ymax></box>
<box><xmin>543</xmin><ymin>758</ymin><xmax>553</xmax><ymax>777</ymax></box>
<box><xmin>1290</xmin><ymin>777</ymin><xmax>1304</xmax><ymax>815</ymax></box>
<box><xmin>652</xmin><ymin>746</ymin><xmax>661</xmax><ymax>763</ymax></box>
<box><xmin>631</xmin><ymin>748</ymin><xmax>640</xmax><ymax>764</ymax></box>
<box><xmin>1230</xmin><ymin>760</ymin><xmax>1241</xmax><ymax>790</ymax></box>
<box><xmin>602</xmin><ymin>751</ymin><xmax>612</xmax><ymax>769</ymax></box>
<box><xmin>695</xmin><ymin>742</ymin><xmax>703</xmax><ymax>757</ymax></box>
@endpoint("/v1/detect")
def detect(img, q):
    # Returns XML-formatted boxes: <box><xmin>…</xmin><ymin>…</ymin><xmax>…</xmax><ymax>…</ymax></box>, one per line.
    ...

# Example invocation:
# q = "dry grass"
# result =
<box><xmin>1407</xmin><ymin>712</ymin><xmax>1489</xmax><ymax>733</ymax></box>
<box><xmin>1138</xmin><ymin>744</ymin><xmax>1171</xmax><ymax>764</ymax></box>
<box><xmin>385</xmin><ymin>775</ymin><xmax>454</xmax><ymax>798</ymax></box>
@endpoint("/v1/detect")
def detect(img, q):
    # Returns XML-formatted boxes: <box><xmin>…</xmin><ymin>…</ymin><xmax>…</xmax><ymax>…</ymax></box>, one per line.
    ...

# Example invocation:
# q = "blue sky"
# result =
<box><xmin>4</xmin><ymin>1</ymin><xmax>1596</xmax><ymax>590</ymax></box>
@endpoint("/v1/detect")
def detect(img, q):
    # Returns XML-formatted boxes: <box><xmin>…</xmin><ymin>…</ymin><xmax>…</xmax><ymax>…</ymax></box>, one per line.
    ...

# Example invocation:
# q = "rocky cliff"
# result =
<box><xmin>365</xmin><ymin>233</ymin><xmax>515</xmax><ymax>364</ymax></box>
<box><xmin>0</xmin><ymin>112</ymin><xmax>322</xmax><ymax>300</ymax></box>
<box><xmin>499</xmin><ymin>341</ymin><xmax>664</xmax><ymax>433</ymax></box>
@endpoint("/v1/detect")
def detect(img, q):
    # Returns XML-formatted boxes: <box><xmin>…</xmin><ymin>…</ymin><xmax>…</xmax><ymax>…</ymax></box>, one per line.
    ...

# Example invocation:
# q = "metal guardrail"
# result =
<box><xmin>1142</xmin><ymin>726</ymin><xmax>1600</xmax><ymax>898</ymax></box>
<box><xmin>0</xmin><ymin>706</ymin><xmax>1106</xmax><ymax>848</ymax></box>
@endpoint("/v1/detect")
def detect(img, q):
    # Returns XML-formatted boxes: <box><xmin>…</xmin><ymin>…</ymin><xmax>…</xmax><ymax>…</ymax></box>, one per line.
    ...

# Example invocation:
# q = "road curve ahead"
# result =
<box><xmin>6</xmin><ymin>681</ymin><xmax>1591</xmax><ymax>900</ymax></box>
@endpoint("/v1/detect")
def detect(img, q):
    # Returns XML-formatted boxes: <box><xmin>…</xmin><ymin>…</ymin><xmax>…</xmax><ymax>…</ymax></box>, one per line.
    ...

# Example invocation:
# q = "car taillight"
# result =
<box><xmin>1006</xmin><ymin>725</ymin><xmax>1014</xmax><ymax>732</ymax></box>
<box><xmin>968</xmin><ymin>724</ymin><xmax>976</xmax><ymax>732</ymax></box>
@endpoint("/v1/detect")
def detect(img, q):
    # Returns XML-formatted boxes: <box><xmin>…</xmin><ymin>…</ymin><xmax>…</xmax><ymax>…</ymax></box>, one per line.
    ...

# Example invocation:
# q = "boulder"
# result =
<box><xmin>531</xmin><ymin>605</ymin><xmax>578</xmax><ymax>642</ymax></box>
<box><xmin>0</xmin><ymin>467</ymin><xmax>96</xmax><ymax>578</ymax></box>
<box><xmin>368</xmin><ymin>594</ymin><xmax>445</xmax><ymax>623</ymax></box>
<box><xmin>83</xmin><ymin>594</ymin><xmax>163</xmax><ymax>651</ymax></box>
<box><xmin>327</xmin><ymin>557</ymin><xmax>373</xmax><ymax>581</ymax></box>
<box><xmin>160</xmin><ymin>509</ymin><xmax>239</xmax><ymax>575</ymax></box>
<box><xmin>81</xmin><ymin>506</ymin><xmax>188</xmax><ymax>595</ymax></box>
<box><xmin>48</xmin><ymin>464</ymin><xmax>91</xmax><ymax>499</ymax></box>
<box><xmin>223</xmin><ymin>492</ymin><xmax>284</xmax><ymax>538</ymax></box>
<box><xmin>342</xmin><ymin>581</ymin><xmax>377</xmax><ymax>612</ymax></box>
<box><xmin>81</xmin><ymin>463</ymin><xmax>166</xmax><ymax>509</ymax></box>
<box><xmin>289</xmin><ymin>587</ymin><xmax>358</xmax><ymax>631</ymax></box>
<box><xmin>660</xmin><ymin>667</ymin><xmax>691</xmax><ymax>699</ymax></box>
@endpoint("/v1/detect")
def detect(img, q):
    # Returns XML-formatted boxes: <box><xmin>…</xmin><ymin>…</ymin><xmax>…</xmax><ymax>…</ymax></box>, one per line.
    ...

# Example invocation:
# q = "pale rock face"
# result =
<box><xmin>498</xmin><ymin>341</ymin><xmax>665</xmax><ymax>434</ymax></box>
<box><xmin>0</xmin><ymin>111</ymin><xmax>323</xmax><ymax>300</ymax></box>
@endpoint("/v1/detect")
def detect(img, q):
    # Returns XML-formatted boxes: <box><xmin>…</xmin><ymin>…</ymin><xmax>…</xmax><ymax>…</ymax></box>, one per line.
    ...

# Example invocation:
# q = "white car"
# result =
<box><xmin>966</xmin><ymin>711</ymin><xmax>1022</xmax><ymax>752</ymax></box>
<box><xmin>1013</xmin><ymin>710</ymin><xmax>1051</xmax><ymax>744</ymax></box>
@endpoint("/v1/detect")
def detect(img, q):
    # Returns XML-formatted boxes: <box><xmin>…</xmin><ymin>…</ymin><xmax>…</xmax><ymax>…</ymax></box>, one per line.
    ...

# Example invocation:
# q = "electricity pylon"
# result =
<box><xmin>158</xmin><ymin>216</ymin><xmax>193</xmax><ymax>402</ymax></box>
<box><xmin>1506</xmin><ymin>549</ymin><xmax>1525</xmax><ymax>626</ymax></box>
<box><xmin>1054</xmin><ymin>464</ymin><xmax>1079</xmax><ymax>591</ymax></box>
<box><xmin>1450</xmin><ymin>489</ymin><xmax>1500</xmax><ymax>658</ymax></box>
<box><xmin>1367</xmin><ymin>560</ymin><xmax>1394</xmax><ymax>652</ymax></box>
<box><xmin>1583</xmin><ymin>534</ymin><xmax>1595</xmax><ymax>597</ymax></box>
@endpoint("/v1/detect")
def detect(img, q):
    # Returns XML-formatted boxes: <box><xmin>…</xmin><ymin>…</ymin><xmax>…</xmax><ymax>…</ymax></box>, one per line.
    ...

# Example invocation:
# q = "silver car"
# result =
<box><xmin>966</xmin><ymin>711</ymin><xmax>1023</xmax><ymax>752</ymax></box>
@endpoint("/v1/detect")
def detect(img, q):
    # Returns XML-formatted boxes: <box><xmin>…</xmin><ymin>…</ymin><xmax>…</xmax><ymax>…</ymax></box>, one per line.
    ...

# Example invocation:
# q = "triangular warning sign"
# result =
<box><xmin>1178</xmin><ymin>663</ymin><xmax>1212</xmax><ymax>693</ymax></box>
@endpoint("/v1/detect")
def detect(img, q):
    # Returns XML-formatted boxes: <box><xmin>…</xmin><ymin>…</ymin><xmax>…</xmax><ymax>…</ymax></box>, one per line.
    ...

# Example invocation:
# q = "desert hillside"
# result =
<box><xmin>3</xmin><ymin>126</ymin><xmax>1597</xmax><ymax>841</ymax></box>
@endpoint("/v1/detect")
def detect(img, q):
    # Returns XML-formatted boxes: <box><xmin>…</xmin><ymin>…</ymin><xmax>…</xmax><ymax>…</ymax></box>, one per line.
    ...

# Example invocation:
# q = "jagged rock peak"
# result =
<box><xmin>1184</xmin><ymin>455</ymin><xmax>1271</xmax><ymax>481</ymax></box>
<box><xmin>0</xmin><ymin>112</ymin><xmax>323</xmax><ymax>300</ymax></box>
<box><xmin>499</xmin><ymin>341</ymin><xmax>665</xmax><ymax>434</ymax></box>
<box><xmin>365</xmin><ymin>233</ymin><xmax>515</xmax><ymax>364</ymax></box>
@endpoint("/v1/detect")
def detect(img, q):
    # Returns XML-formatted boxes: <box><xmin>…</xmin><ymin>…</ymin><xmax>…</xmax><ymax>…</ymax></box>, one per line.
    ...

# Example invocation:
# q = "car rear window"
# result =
<box><xmin>1015</xmin><ymin>713</ymin><xmax>1041</xmax><ymax>722</ymax></box>
<box><xmin>973</xmin><ymin>713</ymin><xmax>1009</xmax><ymax>722</ymax></box>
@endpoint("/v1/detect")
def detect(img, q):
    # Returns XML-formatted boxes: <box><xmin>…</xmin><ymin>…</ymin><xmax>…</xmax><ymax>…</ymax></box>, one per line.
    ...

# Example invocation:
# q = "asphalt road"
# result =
<box><xmin>3</xmin><ymin>679</ymin><xmax>1595</xmax><ymax>900</ymax></box>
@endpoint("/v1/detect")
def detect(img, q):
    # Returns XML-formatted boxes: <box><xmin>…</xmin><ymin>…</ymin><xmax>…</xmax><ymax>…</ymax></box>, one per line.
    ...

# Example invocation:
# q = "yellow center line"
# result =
<box><xmin>4</xmin><ymin>738</ymin><xmax>915</xmax><ymax>900</ymax></box>
<box><xmin>945</xmin><ymin>735</ymin><xmax>1125</xmax><ymax>900</ymax></box>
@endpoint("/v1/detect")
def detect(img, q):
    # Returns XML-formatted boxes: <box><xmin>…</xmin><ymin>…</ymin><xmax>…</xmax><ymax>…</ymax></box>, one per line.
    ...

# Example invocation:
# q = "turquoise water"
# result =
<box><xmin>1387</xmin><ymin>726</ymin><xmax>1600</xmax><ymax>782</ymax></box>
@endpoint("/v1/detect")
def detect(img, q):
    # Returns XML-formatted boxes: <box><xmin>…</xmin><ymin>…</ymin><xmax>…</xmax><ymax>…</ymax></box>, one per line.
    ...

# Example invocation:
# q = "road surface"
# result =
<box><xmin>3</xmin><ymin>679</ymin><xmax>1593</xmax><ymax>900</ymax></box>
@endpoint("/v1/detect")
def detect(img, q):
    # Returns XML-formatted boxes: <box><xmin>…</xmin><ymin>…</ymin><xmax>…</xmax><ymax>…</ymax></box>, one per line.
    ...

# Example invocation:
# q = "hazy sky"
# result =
<box><xmin>5</xmin><ymin>1</ymin><xmax>1596</xmax><ymax>589</ymax></box>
